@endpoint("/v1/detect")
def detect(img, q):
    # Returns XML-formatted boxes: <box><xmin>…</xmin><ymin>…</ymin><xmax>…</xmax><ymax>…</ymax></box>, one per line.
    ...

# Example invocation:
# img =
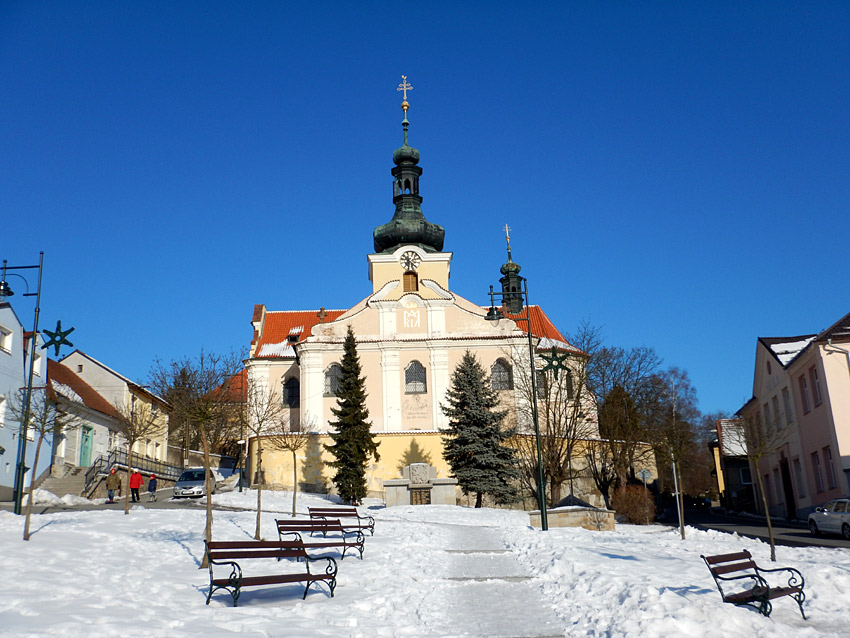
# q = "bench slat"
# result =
<box><xmin>711</xmin><ymin>560</ymin><xmax>757</xmax><ymax>575</ymax></box>
<box><xmin>703</xmin><ymin>551</ymin><xmax>752</xmax><ymax>565</ymax></box>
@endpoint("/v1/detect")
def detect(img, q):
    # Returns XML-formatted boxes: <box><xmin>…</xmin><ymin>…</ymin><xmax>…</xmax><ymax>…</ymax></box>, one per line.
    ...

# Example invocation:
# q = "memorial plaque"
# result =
<box><xmin>410</xmin><ymin>488</ymin><xmax>431</xmax><ymax>505</ymax></box>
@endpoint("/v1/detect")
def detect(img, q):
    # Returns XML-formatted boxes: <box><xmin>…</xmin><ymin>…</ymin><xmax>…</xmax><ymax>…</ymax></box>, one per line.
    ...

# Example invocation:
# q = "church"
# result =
<box><xmin>244</xmin><ymin>82</ymin><xmax>596</xmax><ymax>504</ymax></box>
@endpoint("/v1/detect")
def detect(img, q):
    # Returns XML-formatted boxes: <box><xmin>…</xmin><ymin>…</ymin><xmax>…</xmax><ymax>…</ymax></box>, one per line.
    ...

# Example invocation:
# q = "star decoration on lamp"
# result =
<box><xmin>540</xmin><ymin>347</ymin><xmax>570</xmax><ymax>380</ymax></box>
<box><xmin>41</xmin><ymin>320</ymin><xmax>75</xmax><ymax>357</ymax></box>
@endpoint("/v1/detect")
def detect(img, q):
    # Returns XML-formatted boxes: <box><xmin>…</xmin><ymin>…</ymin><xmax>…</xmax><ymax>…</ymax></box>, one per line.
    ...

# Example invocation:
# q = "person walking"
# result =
<box><xmin>129</xmin><ymin>469</ymin><xmax>144</xmax><ymax>503</ymax></box>
<box><xmin>105</xmin><ymin>468</ymin><xmax>121</xmax><ymax>503</ymax></box>
<box><xmin>147</xmin><ymin>474</ymin><xmax>158</xmax><ymax>502</ymax></box>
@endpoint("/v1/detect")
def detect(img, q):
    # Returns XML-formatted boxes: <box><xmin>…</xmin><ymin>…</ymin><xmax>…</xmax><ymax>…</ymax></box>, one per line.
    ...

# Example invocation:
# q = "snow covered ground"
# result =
<box><xmin>2</xmin><ymin>489</ymin><xmax>848</xmax><ymax>637</ymax></box>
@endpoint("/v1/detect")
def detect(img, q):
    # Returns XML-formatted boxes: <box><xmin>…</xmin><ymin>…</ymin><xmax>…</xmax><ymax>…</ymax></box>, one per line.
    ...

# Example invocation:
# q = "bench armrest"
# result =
<box><xmin>754</xmin><ymin>565</ymin><xmax>805</xmax><ymax>590</ymax></box>
<box><xmin>304</xmin><ymin>554</ymin><xmax>338</xmax><ymax>578</ymax></box>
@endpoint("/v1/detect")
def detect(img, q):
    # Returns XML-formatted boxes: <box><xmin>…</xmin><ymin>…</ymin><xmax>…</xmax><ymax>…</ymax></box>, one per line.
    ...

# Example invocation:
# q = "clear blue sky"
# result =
<box><xmin>2</xmin><ymin>2</ymin><xmax>848</xmax><ymax>416</ymax></box>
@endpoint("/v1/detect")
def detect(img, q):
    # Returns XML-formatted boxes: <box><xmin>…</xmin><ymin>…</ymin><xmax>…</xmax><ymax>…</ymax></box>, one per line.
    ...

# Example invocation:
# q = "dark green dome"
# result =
<box><xmin>393</xmin><ymin>143</ymin><xmax>420</xmax><ymax>165</ymax></box>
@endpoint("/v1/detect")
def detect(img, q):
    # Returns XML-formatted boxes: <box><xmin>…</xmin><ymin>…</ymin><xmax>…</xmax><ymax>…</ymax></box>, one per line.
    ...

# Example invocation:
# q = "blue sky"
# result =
<box><xmin>2</xmin><ymin>2</ymin><xmax>848</xmax><ymax>416</ymax></box>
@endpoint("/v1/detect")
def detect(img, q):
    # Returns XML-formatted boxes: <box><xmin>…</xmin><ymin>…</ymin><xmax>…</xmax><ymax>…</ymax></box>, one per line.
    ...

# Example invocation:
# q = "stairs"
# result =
<box><xmin>36</xmin><ymin>466</ymin><xmax>87</xmax><ymax>498</ymax></box>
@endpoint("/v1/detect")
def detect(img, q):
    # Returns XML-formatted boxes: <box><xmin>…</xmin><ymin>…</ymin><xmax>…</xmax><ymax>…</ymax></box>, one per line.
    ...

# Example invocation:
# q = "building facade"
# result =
<box><xmin>738</xmin><ymin>311</ymin><xmax>850</xmax><ymax>518</ymax></box>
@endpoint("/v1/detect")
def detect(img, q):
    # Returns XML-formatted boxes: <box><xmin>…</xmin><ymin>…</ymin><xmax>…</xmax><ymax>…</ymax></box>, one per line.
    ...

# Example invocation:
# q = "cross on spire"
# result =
<box><xmin>397</xmin><ymin>75</ymin><xmax>412</xmax><ymax>101</ymax></box>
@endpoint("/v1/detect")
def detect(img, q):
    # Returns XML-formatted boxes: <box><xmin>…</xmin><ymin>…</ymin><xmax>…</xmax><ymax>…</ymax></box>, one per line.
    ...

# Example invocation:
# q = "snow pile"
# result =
<box><xmin>22</xmin><ymin>489</ymin><xmax>93</xmax><ymax>507</ymax></box>
<box><xmin>1</xmin><ymin>490</ymin><xmax>848</xmax><ymax>637</ymax></box>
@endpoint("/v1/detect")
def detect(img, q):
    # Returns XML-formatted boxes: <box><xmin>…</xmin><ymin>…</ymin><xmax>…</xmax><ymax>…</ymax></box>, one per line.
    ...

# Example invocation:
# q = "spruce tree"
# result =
<box><xmin>441</xmin><ymin>351</ymin><xmax>519</xmax><ymax>507</ymax></box>
<box><xmin>324</xmin><ymin>326</ymin><xmax>380</xmax><ymax>505</ymax></box>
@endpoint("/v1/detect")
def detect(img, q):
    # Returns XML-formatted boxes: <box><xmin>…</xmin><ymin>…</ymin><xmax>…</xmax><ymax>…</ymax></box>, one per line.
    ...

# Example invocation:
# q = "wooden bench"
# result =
<box><xmin>308</xmin><ymin>506</ymin><xmax>375</xmax><ymax>536</ymax></box>
<box><xmin>205</xmin><ymin>539</ymin><xmax>337</xmax><ymax>607</ymax></box>
<box><xmin>276</xmin><ymin>518</ymin><xmax>366</xmax><ymax>560</ymax></box>
<box><xmin>701</xmin><ymin>550</ymin><xmax>806</xmax><ymax>619</ymax></box>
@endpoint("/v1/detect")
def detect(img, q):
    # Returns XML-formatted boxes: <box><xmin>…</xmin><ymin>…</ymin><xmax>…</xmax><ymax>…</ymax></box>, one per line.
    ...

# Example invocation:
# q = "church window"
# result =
<box><xmin>536</xmin><ymin>370</ymin><xmax>547</xmax><ymax>399</ymax></box>
<box><xmin>403</xmin><ymin>271</ymin><xmax>418</xmax><ymax>292</ymax></box>
<box><xmin>405</xmin><ymin>361</ymin><xmax>427</xmax><ymax>394</ymax></box>
<box><xmin>491</xmin><ymin>359</ymin><xmax>513</xmax><ymax>391</ymax></box>
<box><xmin>565</xmin><ymin>369</ymin><xmax>574</xmax><ymax>400</ymax></box>
<box><xmin>283</xmin><ymin>377</ymin><xmax>300</xmax><ymax>408</ymax></box>
<box><xmin>324</xmin><ymin>364</ymin><xmax>343</xmax><ymax>397</ymax></box>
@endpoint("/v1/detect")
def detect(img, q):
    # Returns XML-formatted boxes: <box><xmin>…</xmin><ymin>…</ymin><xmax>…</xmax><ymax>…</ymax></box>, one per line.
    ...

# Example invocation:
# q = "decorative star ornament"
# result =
<box><xmin>41</xmin><ymin>320</ymin><xmax>75</xmax><ymax>357</ymax></box>
<box><xmin>540</xmin><ymin>347</ymin><xmax>570</xmax><ymax>380</ymax></box>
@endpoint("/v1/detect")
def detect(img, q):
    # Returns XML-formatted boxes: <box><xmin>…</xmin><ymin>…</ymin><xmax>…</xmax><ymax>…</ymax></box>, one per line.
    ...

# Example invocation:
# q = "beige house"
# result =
<box><xmin>738</xmin><ymin>311</ymin><xmax>850</xmax><ymax>518</ymax></box>
<box><xmin>244</xmin><ymin>102</ymin><xmax>608</xmax><ymax>504</ymax></box>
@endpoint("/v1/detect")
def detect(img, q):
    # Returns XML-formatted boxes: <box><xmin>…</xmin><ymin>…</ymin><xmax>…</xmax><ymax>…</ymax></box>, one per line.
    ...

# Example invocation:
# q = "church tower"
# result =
<box><xmin>369</xmin><ymin>77</ymin><xmax>451</xmax><ymax>297</ymax></box>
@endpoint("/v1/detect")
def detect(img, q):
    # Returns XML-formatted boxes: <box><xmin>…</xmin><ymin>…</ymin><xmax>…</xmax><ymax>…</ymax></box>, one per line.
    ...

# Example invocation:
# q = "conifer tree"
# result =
<box><xmin>324</xmin><ymin>326</ymin><xmax>380</xmax><ymax>505</ymax></box>
<box><xmin>441</xmin><ymin>351</ymin><xmax>519</xmax><ymax>507</ymax></box>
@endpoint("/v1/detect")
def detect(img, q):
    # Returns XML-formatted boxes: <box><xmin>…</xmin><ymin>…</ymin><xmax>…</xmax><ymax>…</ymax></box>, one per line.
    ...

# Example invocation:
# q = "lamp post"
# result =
<box><xmin>485</xmin><ymin>279</ymin><xmax>548</xmax><ymax>531</ymax></box>
<box><xmin>1</xmin><ymin>253</ymin><xmax>44</xmax><ymax>516</ymax></box>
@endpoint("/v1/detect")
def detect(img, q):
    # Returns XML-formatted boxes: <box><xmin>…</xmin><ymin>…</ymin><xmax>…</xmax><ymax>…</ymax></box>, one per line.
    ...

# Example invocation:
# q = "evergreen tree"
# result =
<box><xmin>441</xmin><ymin>351</ymin><xmax>519</xmax><ymax>507</ymax></box>
<box><xmin>324</xmin><ymin>326</ymin><xmax>380</xmax><ymax>504</ymax></box>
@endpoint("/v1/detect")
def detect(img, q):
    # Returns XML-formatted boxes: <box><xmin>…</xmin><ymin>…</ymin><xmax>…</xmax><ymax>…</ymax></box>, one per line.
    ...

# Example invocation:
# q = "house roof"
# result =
<box><xmin>252</xmin><ymin>309</ymin><xmax>346</xmax><ymax>359</ymax></box>
<box><xmin>499</xmin><ymin>305</ymin><xmax>586</xmax><ymax>356</ymax></box>
<box><xmin>210</xmin><ymin>368</ymin><xmax>248</xmax><ymax>403</ymax></box>
<box><xmin>59</xmin><ymin>349</ymin><xmax>168</xmax><ymax>406</ymax></box>
<box><xmin>758</xmin><ymin>309</ymin><xmax>850</xmax><ymax>369</ymax></box>
<box><xmin>46</xmin><ymin>359</ymin><xmax>122</xmax><ymax>420</ymax></box>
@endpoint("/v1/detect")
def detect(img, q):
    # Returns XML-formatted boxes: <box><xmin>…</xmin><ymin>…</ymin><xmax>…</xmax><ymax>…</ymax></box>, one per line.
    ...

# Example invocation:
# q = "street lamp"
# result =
<box><xmin>1</xmin><ymin>253</ymin><xmax>44</xmax><ymax>515</ymax></box>
<box><xmin>485</xmin><ymin>278</ymin><xmax>549</xmax><ymax>531</ymax></box>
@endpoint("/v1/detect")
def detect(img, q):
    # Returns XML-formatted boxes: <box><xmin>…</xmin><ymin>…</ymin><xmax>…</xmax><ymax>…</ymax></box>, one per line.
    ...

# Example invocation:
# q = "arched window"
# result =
<box><xmin>403</xmin><ymin>271</ymin><xmax>418</xmax><ymax>292</ymax></box>
<box><xmin>536</xmin><ymin>370</ymin><xmax>547</xmax><ymax>399</ymax></box>
<box><xmin>324</xmin><ymin>364</ymin><xmax>343</xmax><ymax>397</ymax></box>
<box><xmin>491</xmin><ymin>359</ymin><xmax>513</xmax><ymax>391</ymax></box>
<box><xmin>283</xmin><ymin>377</ymin><xmax>300</xmax><ymax>407</ymax></box>
<box><xmin>565</xmin><ymin>369</ymin><xmax>574</xmax><ymax>400</ymax></box>
<box><xmin>405</xmin><ymin>360</ymin><xmax>427</xmax><ymax>394</ymax></box>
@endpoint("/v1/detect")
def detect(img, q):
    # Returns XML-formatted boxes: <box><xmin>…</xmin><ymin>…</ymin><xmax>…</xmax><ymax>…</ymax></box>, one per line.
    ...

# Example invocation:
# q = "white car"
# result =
<box><xmin>807</xmin><ymin>498</ymin><xmax>850</xmax><ymax>539</ymax></box>
<box><xmin>173</xmin><ymin>468</ymin><xmax>224</xmax><ymax>499</ymax></box>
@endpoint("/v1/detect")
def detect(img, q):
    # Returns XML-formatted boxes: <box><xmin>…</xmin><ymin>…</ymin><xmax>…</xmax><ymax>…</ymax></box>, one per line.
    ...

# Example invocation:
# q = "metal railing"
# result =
<box><xmin>84</xmin><ymin>450</ymin><xmax>183</xmax><ymax>496</ymax></box>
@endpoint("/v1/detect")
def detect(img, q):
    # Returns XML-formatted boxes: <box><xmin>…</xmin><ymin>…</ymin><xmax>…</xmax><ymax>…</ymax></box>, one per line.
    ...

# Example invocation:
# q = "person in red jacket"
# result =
<box><xmin>129</xmin><ymin>469</ymin><xmax>144</xmax><ymax>503</ymax></box>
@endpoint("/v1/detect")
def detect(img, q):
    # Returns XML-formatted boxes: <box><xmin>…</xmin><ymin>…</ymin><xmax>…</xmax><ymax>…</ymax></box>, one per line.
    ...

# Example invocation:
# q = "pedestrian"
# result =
<box><xmin>105</xmin><ymin>467</ymin><xmax>121</xmax><ymax>503</ymax></box>
<box><xmin>129</xmin><ymin>469</ymin><xmax>144</xmax><ymax>503</ymax></box>
<box><xmin>147</xmin><ymin>473</ymin><xmax>158</xmax><ymax>502</ymax></box>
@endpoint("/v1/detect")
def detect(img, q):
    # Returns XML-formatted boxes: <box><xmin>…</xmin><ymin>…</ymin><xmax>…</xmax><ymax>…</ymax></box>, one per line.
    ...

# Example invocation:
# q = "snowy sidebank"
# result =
<box><xmin>1</xmin><ymin>490</ymin><xmax>848</xmax><ymax>637</ymax></box>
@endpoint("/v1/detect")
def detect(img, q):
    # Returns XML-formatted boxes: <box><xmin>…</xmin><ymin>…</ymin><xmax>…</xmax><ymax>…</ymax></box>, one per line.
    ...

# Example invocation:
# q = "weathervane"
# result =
<box><xmin>397</xmin><ymin>75</ymin><xmax>412</xmax><ymax>112</ymax></box>
<box><xmin>41</xmin><ymin>319</ymin><xmax>75</xmax><ymax>357</ymax></box>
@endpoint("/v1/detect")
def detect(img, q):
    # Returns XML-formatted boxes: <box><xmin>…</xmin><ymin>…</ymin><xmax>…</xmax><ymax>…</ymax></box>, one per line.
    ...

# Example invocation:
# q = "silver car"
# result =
<box><xmin>808</xmin><ymin>498</ymin><xmax>850</xmax><ymax>539</ymax></box>
<box><xmin>173</xmin><ymin>468</ymin><xmax>219</xmax><ymax>499</ymax></box>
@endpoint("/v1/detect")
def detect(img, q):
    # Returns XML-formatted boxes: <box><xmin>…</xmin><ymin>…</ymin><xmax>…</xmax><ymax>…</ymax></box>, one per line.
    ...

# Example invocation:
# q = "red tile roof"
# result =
<box><xmin>47</xmin><ymin>359</ymin><xmax>122</xmax><ymax>420</ymax></box>
<box><xmin>500</xmin><ymin>305</ymin><xmax>585</xmax><ymax>355</ymax></box>
<box><xmin>252</xmin><ymin>309</ymin><xmax>347</xmax><ymax>358</ymax></box>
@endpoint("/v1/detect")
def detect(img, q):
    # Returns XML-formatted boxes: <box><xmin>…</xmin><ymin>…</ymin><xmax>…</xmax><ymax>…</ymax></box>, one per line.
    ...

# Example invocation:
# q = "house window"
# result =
<box><xmin>283</xmin><ymin>377</ymin><xmax>300</xmax><ymax>407</ymax></box>
<box><xmin>403</xmin><ymin>271</ymin><xmax>418</xmax><ymax>292</ymax></box>
<box><xmin>739</xmin><ymin>466</ymin><xmax>752</xmax><ymax>485</ymax></box>
<box><xmin>781</xmin><ymin>387</ymin><xmax>793</xmax><ymax>426</ymax></box>
<box><xmin>824</xmin><ymin>446</ymin><xmax>837</xmax><ymax>489</ymax></box>
<box><xmin>812</xmin><ymin>452</ymin><xmax>825</xmax><ymax>493</ymax></box>
<box><xmin>763</xmin><ymin>402</ymin><xmax>771</xmax><ymax>429</ymax></box>
<box><xmin>0</xmin><ymin>325</ymin><xmax>12</xmax><ymax>353</ymax></box>
<box><xmin>798</xmin><ymin>375</ymin><xmax>811</xmax><ymax>414</ymax></box>
<box><xmin>793</xmin><ymin>458</ymin><xmax>805</xmax><ymax>497</ymax></box>
<box><xmin>405</xmin><ymin>361</ymin><xmax>427</xmax><ymax>394</ymax></box>
<box><xmin>809</xmin><ymin>367</ymin><xmax>823</xmax><ymax>407</ymax></box>
<box><xmin>771</xmin><ymin>396</ymin><xmax>781</xmax><ymax>429</ymax></box>
<box><xmin>324</xmin><ymin>364</ymin><xmax>343</xmax><ymax>397</ymax></box>
<box><xmin>491</xmin><ymin>359</ymin><xmax>513</xmax><ymax>391</ymax></box>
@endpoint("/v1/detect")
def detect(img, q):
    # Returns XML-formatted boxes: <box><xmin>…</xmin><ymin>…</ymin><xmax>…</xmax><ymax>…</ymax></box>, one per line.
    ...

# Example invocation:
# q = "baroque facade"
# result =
<box><xmin>244</xmin><ymin>96</ymin><xmax>603</xmax><ymax>504</ymax></box>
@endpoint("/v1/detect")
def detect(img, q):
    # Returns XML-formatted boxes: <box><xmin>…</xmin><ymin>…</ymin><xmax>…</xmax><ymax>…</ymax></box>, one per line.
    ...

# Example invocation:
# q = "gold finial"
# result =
<box><xmin>397</xmin><ymin>75</ymin><xmax>413</xmax><ymax>112</ymax></box>
<box><xmin>504</xmin><ymin>224</ymin><xmax>514</xmax><ymax>260</ymax></box>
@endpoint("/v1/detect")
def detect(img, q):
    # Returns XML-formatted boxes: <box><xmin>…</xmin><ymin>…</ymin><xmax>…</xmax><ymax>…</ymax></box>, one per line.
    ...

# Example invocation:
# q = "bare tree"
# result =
<box><xmin>9</xmin><ymin>387</ymin><xmax>81</xmax><ymax>540</ymax></box>
<box><xmin>149</xmin><ymin>351</ymin><xmax>243</xmax><ymax>566</ymax></box>
<box><xmin>267</xmin><ymin>417</ymin><xmax>319</xmax><ymax>517</ymax></box>
<box><xmin>510</xmin><ymin>347</ymin><xmax>597</xmax><ymax>507</ymax></box>
<box><xmin>115</xmin><ymin>401</ymin><xmax>164</xmax><ymax>516</ymax></box>
<box><xmin>722</xmin><ymin>413</ymin><xmax>785</xmax><ymax>561</ymax></box>
<box><xmin>238</xmin><ymin>375</ymin><xmax>289</xmax><ymax>539</ymax></box>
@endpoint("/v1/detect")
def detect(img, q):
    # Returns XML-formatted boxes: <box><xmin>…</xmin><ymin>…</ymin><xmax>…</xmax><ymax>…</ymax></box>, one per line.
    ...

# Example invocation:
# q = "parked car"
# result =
<box><xmin>173</xmin><ymin>468</ymin><xmax>223</xmax><ymax>499</ymax></box>
<box><xmin>807</xmin><ymin>498</ymin><xmax>850</xmax><ymax>539</ymax></box>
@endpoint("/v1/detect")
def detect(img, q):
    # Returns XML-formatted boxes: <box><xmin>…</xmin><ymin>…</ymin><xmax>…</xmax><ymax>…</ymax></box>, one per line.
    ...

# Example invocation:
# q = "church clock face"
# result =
<box><xmin>400</xmin><ymin>251</ymin><xmax>421</xmax><ymax>271</ymax></box>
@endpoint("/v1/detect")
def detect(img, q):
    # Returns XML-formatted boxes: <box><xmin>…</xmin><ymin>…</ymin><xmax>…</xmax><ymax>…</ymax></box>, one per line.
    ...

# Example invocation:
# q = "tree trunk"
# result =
<box><xmin>755</xmin><ymin>469</ymin><xmax>777</xmax><ymax>561</ymax></box>
<box><xmin>475</xmin><ymin>492</ymin><xmax>483</xmax><ymax>508</ymax></box>
<box><xmin>124</xmin><ymin>448</ymin><xmax>133</xmax><ymax>516</ymax></box>
<box><xmin>201</xmin><ymin>430</ymin><xmax>213</xmax><ymax>569</ymax></box>
<box><xmin>291</xmin><ymin>450</ymin><xmax>298</xmax><ymax>517</ymax></box>
<box><xmin>22</xmin><ymin>433</ymin><xmax>44</xmax><ymax>541</ymax></box>
<box><xmin>255</xmin><ymin>438</ymin><xmax>263</xmax><ymax>540</ymax></box>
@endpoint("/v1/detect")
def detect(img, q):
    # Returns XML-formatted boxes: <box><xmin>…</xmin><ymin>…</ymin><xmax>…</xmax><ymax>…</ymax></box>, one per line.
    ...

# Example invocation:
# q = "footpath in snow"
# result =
<box><xmin>2</xmin><ymin>489</ymin><xmax>849</xmax><ymax>637</ymax></box>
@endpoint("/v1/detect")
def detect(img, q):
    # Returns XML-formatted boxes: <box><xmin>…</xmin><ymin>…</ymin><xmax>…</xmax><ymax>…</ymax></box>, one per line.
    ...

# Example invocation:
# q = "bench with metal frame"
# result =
<box><xmin>204</xmin><ymin>539</ymin><xmax>337</xmax><ymax>607</ymax></box>
<box><xmin>276</xmin><ymin>518</ymin><xmax>366</xmax><ymax>560</ymax></box>
<box><xmin>308</xmin><ymin>506</ymin><xmax>375</xmax><ymax>536</ymax></box>
<box><xmin>701</xmin><ymin>549</ymin><xmax>806</xmax><ymax>619</ymax></box>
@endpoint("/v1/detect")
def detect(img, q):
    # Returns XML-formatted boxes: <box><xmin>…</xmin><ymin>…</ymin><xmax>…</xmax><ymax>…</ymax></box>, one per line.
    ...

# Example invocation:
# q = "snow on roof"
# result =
<box><xmin>767</xmin><ymin>337</ymin><xmax>816</xmax><ymax>366</ymax></box>
<box><xmin>256</xmin><ymin>342</ymin><xmax>297</xmax><ymax>358</ymax></box>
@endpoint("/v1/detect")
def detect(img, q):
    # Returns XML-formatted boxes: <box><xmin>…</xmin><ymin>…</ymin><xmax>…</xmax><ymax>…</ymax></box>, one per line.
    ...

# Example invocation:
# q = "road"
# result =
<box><xmin>676</xmin><ymin>507</ymin><xmax>850</xmax><ymax>550</ymax></box>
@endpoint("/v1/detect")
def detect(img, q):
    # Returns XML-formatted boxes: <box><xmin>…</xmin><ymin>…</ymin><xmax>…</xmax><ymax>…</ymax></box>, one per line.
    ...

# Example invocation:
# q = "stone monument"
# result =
<box><xmin>384</xmin><ymin>463</ymin><xmax>458</xmax><ymax>506</ymax></box>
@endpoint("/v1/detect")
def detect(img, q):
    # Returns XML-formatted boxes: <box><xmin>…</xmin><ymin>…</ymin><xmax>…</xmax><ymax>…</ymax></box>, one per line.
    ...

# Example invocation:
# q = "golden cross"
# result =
<box><xmin>397</xmin><ymin>75</ymin><xmax>413</xmax><ymax>100</ymax></box>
